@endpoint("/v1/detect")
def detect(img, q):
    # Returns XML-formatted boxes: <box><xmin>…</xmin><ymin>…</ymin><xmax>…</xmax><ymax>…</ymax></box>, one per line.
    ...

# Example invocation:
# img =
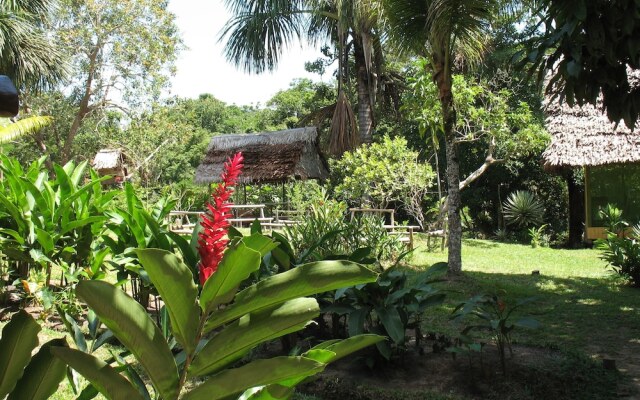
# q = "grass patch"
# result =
<box><xmin>411</xmin><ymin>237</ymin><xmax>640</xmax><ymax>365</ymax></box>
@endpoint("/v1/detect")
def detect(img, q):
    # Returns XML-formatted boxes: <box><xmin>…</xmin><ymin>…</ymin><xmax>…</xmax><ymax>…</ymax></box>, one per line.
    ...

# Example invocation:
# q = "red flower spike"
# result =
<box><xmin>197</xmin><ymin>152</ymin><xmax>244</xmax><ymax>285</ymax></box>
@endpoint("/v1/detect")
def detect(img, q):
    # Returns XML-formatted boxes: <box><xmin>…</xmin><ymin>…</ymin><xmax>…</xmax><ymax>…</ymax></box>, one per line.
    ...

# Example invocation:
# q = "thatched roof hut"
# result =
<box><xmin>92</xmin><ymin>148</ymin><xmax>129</xmax><ymax>184</ymax></box>
<box><xmin>543</xmin><ymin>70</ymin><xmax>640</xmax><ymax>171</ymax></box>
<box><xmin>542</xmin><ymin>100</ymin><xmax>640</xmax><ymax>171</ymax></box>
<box><xmin>542</xmin><ymin>81</ymin><xmax>640</xmax><ymax>240</ymax></box>
<box><xmin>195</xmin><ymin>127</ymin><xmax>329</xmax><ymax>184</ymax></box>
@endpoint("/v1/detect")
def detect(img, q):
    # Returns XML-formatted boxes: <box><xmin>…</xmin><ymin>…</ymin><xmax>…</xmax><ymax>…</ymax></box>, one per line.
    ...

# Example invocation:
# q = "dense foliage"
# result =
<box><xmin>330</xmin><ymin>136</ymin><xmax>435</xmax><ymax>228</ymax></box>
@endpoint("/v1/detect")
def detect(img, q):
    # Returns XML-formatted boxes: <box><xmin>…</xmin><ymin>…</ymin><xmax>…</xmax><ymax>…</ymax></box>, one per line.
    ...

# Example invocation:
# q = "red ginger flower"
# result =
<box><xmin>198</xmin><ymin>152</ymin><xmax>244</xmax><ymax>285</ymax></box>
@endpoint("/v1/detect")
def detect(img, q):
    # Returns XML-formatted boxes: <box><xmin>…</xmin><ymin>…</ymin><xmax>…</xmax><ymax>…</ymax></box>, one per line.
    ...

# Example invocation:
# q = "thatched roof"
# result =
<box><xmin>195</xmin><ymin>127</ymin><xmax>329</xmax><ymax>184</ymax></box>
<box><xmin>92</xmin><ymin>148</ymin><xmax>127</xmax><ymax>171</ymax></box>
<box><xmin>542</xmin><ymin>87</ymin><xmax>640</xmax><ymax>171</ymax></box>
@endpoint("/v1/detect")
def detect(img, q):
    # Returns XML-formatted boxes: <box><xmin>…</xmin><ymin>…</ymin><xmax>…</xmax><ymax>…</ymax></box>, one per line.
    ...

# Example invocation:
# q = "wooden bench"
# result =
<box><xmin>383</xmin><ymin>225</ymin><xmax>420</xmax><ymax>251</ymax></box>
<box><xmin>274</xmin><ymin>209</ymin><xmax>304</xmax><ymax>222</ymax></box>
<box><xmin>229</xmin><ymin>204</ymin><xmax>268</xmax><ymax>228</ymax></box>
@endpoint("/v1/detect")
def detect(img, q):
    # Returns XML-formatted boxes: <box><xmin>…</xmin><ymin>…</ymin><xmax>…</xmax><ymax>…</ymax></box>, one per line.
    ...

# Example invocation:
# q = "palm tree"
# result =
<box><xmin>220</xmin><ymin>0</ymin><xmax>384</xmax><ymax>149</ymax></box>
<box><xmin>0</xmin><ymin>0</ymin><xmax>67</xmax><ymax>90</ymax></box>
<box><xmin>382</xmin><ymin>0</ymin><xmax>497</xmax><ymax>274</ymax></box>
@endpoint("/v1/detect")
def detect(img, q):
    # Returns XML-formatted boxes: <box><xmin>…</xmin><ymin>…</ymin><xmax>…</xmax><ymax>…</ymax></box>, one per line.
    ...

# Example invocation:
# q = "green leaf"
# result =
<box><xmin>50</xmin><ymin>347</ymin><xmax>143</xmax><ymax>400</ymax></box>
<box><xmin>182</xmin><ymin>357</ymin><xmax>326</xmax><ymax>400</ymax></box>
<box><xmin>0</xmin><ymin>192</ymin><xmax>26</xmax><ymax>232</ymax></box>
<box><xmin>205</xmin><ymin>261</ymin><xmax>377</xmax><ymax>332</ymax></box>
<box><xmin>136</xmin><ymin>249</ymin><xmax>200</xmax><ymax>353</ymax></box>
<box><xmin>271</xmin><ymin>247</ymin><xmax>291</xmax><ymax>270</ymax></box>
<box><xmin>200</xmin><ymin>243</ymin><xmax>262</xmax><ymax>311</ymax></box>
<box><xmin>376</xmin><ymin>307</ymin><xmax>405</xmax><ymax>344</ymax></box>
<box><xmin>190</xmin><ymin>298</ymin><xmax>319</xmax><ymax>377</ymax></box>
<box><xmin>56</xmin><ymin>306</ymin><xmax>87</xmax><ymax>352</ymax></box>
<box><xmin>307</xmin><ymin>334</ymin><xmax>385</xmax><ymax>363</ymax></box>
<box><xmin>0</xmin><ymin>229</ymin><xmax>25</xmax><ymax>244</ymax></box>
<box><xmin>60</xmin><ymin>216</ymin><xmax>106</xmax><ymax>235</ymax></box>
<box><xmin>0</xmin><ymin>310</ymin><xmax>41</xmax><ymax>398</ymax></box>
<box><xmin>75</xmin><ymin>280</ymin><xmax>179</xmax><ymax>399</ymax></box>
<box><xmin>35</xmin><ymin>228</ymin><xmax>54</xmax><ymax>254</ymax></box>
<box><xmin>140</xmin><ymin>212</ymin><xmax>170</xmax><ymax>249</ymax></box>
<box><xmin>8</xmin><ymin>339</ymin><xmax>68</xmax><ymax>400</ymax></box>
<box><xmin>167</xmin><ymin>232</ymin><xmax>198</xmax><ymax>270</ymax></box>
<box><xmin>347</xmin><ymin>308</ymin><xmax>368</xmax><ymax>337</ymax></box>
<box><xmin>242</xmin><ymin>233</ymin><xmax>279</xmax><ymax>257</ymax></box>
<box><xmin>250</xmin><ymin>219</ymin><xmax>262</xmax><ymax>235</ymax></box>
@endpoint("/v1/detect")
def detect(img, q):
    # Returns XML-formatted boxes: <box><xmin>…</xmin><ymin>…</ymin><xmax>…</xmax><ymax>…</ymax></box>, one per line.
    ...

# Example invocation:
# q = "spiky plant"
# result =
<box><xmin>502</xmin><ymin>190</ymin><xmax>544</xmax><ymax>228</ymax></box>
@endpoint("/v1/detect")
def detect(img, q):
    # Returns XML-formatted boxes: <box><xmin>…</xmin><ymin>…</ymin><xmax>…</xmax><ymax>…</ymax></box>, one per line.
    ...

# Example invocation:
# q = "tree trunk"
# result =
<box><xmin>353</xmin><ymin>37</ymin><xmax>374</xmax><ymax>144</ymax></box>
<box><xmin>565</xmin><ymin>168</ymin><xmax>585</xmax><ymax>248</ymax></box>
<box><xmin>431</xmin><ymin>50</ymin><xmax>462</xmax><ymax>275</ymax></box>
<box><xmin>445</xmin><ymin>136</ymin><xmax>463</xmax><ymax>275</ymax></box>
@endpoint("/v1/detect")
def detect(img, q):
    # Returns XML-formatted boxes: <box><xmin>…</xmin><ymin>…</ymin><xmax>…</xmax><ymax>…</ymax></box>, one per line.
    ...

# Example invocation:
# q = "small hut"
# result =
<box><xmin>195</xmin><ymin>127</ymin><xmax>329</xmax><ymax>184</ymax></box>
<box><xmin>543</xmin><ymin>95</ymin><xmax>640</xmax><ymax>240</ymax></box>
<box><xmin>92</xmin><ymin>148</ymin><xmax>129</xmax><ymax>185</ymax></box>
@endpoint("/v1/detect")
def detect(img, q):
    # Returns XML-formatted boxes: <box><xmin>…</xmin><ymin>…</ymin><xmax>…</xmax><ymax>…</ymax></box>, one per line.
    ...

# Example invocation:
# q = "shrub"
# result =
<box><xmin>450</xmin><ymin>293</ymin><xmax>540</xmax><ymax>375</ymax></box>
<box><xmin>502</xmin><ymin>190</ymin><xmax>544</xmax><ymax>229</ymax></box>
<box><xmin>596</xmin><ymin>225</ymin><xmax>640</xmax><ymax>287</ymax></box>
<box><xmin>330</xmin><ymin>136</ymin><xmax>435</xmax><ymax>229</ymax></box>
<box><xmin>333</xmin><ymin>262</ymin><xmax>447</xmax><ymax>360</ymax></box>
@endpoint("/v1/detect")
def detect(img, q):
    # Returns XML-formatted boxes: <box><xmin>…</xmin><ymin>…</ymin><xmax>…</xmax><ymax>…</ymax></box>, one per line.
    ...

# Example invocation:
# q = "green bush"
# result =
<box><xmin>596</xmin><ymin>227</ymin><xmax>640</xmax><ymax>287</ymax></box>
<box><xmin>330</xmin><ymin>136</ymin><xmax>434</xmax><ymax>229</ymax></box>
<box><xmin>333</xmin><ymin>263</ymin><xmax>447</xmax><ymax>361</ymax></box>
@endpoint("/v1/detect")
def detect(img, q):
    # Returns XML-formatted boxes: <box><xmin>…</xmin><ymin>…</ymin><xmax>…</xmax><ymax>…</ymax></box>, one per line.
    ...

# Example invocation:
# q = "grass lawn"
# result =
<box><xmin>410</xmin><ymin>237</ymin><xmax>640</xmax><ymax>380</ymax></box>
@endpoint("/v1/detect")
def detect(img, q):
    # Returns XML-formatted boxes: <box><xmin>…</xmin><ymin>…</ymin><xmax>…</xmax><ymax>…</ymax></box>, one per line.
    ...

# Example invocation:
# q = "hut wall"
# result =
<box><xmin>585</xmin><ymin>163</ymin><xmax>640</xmax><ymax>239</ymax></box>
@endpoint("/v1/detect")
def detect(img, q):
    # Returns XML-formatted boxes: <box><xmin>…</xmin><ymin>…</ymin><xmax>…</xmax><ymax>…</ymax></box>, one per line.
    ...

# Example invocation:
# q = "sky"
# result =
<box><xmin>166</xmin><ymin>0</ymin><xmax>326</xmax><ymax>106</ymax></box>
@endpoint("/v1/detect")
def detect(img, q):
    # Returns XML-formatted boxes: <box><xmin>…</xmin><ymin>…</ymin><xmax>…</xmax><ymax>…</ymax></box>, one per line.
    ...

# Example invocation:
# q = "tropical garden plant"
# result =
<box><xmin>0</xmin><ymin>155</ymin><xmax>115</xmax><ymax>284</ymax></box>
<box><xmin>100</xmin><ymin>182</ymin><xmax>197</xmax><ymax>305</ymax></box>
<box><xmin>502</xmin><ymin>190</ymin><xmax>544</xmax><ymax>229</ymax></box>
<box><xmin>0</xmin><ymin>310</ymin><xmax>68</xmax><ymax>399</ymax></box>
<box><xmin>596</xmin><ymin>214</ymin><xmax>640</xmax><ymax>287</ymax></box>
<box><xmin>46</xmin><ymin>152</ymin><xmax>384</xmax><ymax>399</ymax></box>
<box><xmin>332</xmin><ymin>262</ymin><xmax>447</xmax><ymax>360</ymax></box>
<box><xmin>450</xmin><ymin>293</ymin><xmax>540</xmax><ymax>375</ymax></box>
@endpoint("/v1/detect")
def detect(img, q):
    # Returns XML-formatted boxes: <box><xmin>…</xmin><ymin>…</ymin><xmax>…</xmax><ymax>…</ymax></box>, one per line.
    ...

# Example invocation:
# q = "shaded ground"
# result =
<box><xmin>299</xmin><ymin>341</ymin><xmax>627</xmax><ymax>400</ymax></box>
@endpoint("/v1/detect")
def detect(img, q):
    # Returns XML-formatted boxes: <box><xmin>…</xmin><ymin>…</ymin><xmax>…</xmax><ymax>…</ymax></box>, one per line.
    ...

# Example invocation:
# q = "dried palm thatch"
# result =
<box><xmin>195</xmin><ymin>127</ymin><xmax>329</xmax><ymax>184</ymax></box>
<box><xmin>329</xmin><ymin>90</ymin><xmax>359</xmax><ymax>156</ymax></box>
<box><xmin>92</xmin><ymin>148</ymin><xmax>128</xmax><ymax>171</ymax></box>
<box><xmin>542</xmin><ymin>84</ymin><xmax>640</xmax><ymax>172</ymax></box>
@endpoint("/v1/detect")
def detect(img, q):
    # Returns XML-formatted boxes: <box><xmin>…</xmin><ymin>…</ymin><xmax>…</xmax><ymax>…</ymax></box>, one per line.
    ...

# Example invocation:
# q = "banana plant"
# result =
<box><xmin>52</xmin><ymin>238</ymin><xmax>383</xmax><ymax>400</ymax></box>
<box><xmin>0</xmin><ymin>310</ymin><xmax>68</xmax><ymax>399</ymax></box>
<box><xmin>0</xmin><ymin>155</ymin><xmax>116</xmax><ymax>283</ymax></box>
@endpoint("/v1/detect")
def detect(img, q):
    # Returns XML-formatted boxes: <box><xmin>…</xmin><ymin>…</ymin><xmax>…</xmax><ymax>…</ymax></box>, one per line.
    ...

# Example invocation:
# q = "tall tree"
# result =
<box><xmin>220</xmin><ymin>0</ymin><xmax>385</xmax><ymax>149</ymax></box>
<box><xmin>47</xmin><ymin>0</ymin><xmax>182</xmax><ymax>163</ymax></box>
<box><xmin>0</xmin><ymin>0</ymin><xmax>67</xmax><ymax>90</ymax></box>
<box><xmin>383</xmin><ymin>0</ymin><xmax>499</xmax><ymax>275</ymax></box>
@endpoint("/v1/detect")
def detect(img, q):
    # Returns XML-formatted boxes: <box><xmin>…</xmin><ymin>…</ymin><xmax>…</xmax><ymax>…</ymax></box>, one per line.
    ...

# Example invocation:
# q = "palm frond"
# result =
<box><xmin>0</xmin><ymin>3</ymin><xmax>68</xmax><ymax>90</ymax></box>
<box><xmin>0</xmin><ymin>116</ymin><xmax>52</xmax><ymax>143</ymax></box>
<box><xmin>220</xmin><ymin>0</ymin><xmax>308</xmax><ymax>73</ymax></box>
<box><xmin>381</xmin><ymin>0</ymin><xmax>430</xmax><ymax>55</ymax></box>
